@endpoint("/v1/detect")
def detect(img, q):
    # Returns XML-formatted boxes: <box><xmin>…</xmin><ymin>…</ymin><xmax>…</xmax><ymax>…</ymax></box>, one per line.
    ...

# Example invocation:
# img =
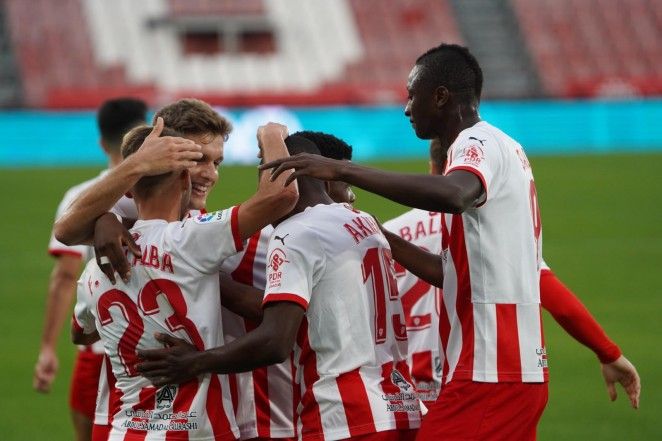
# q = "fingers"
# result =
<box><xmin>269</xmin><ymin>160</ymin><xmax>300</xmax><ymax>182</ymax></box>
<box><xmin>155</xmin><ymin>332</ymin><xmax>186</xmax><ymax>348</ymax></box>
<box><xmin>606</xmin><ymin>381</ymin><xmax>617</xmax><ymax>402</ymax></box>
<box><xmin>258</xmin><ymin>157</ymin><xmax>286</xmax><ymax>171</ymax></box>
<box><xmin>624</xmin><ymin>374</ymin><xmax>641</xmax><ymax>409</ymax></box>
<box><xmin>137</xmin><ymin>348</ymin><xmax>170</xmax><ymax>361</ymax></box>
<box><xmin>284</xmin><ymin>170</ymin><xmax>303</xmax><ymax>187</ymax></box>
<box><xmin>147</xmin><ymin>117</ymin><xmax>164</xmax><ymax>139</ymax></box>
<box><xmin>95</xmin><ymin>249</ymin><xmax>116</xmax><ymax>284</ymax></box>
<box><xmin>136</xmin><ymin>360</ymin><xmax>168</xmax><ymax>373</ymax></box>
<box><xmin>123</xmin><ymin>230</ymin><xmax>142</xmax><ymax>257</ymax></box>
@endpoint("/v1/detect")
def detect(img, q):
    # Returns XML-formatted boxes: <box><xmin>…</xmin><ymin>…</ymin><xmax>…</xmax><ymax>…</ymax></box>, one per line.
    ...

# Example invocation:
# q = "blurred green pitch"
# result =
<box><xmin>0</xmin><ymin>153</ymin><xmax>660</xmax><ymax>440</ymax></box>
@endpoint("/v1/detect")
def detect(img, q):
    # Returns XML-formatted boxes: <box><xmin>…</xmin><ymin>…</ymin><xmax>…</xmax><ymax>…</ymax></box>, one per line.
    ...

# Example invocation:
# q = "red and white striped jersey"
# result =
<box><xmin>383</xmin><ymin>209</ymin><xmax>442</xmax><ymax>404</ymax></box>
<box><xmin>74</xmin><ymin>207</ymin><xmax>244</xmax><ymax>440</ymax></box>
<box><xmin>264</xmin><ymin>203</ymin><xmax>422</xmax><ymax>441</ymax></box>
<box><xmin>220</xmin><ymin>225</ymin><xmax>298</xmax><ymax>440</ymax></box>
<box><xmin>440</xmin><ymin>121</ymin><xmax>547</xmax><ymax>384</ymax></box>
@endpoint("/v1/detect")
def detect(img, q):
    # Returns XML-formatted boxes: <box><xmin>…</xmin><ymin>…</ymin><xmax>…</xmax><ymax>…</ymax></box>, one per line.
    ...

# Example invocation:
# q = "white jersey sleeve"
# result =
<box><xmin>263</xmin><ymin>224</ymin><xmax>325</xmax><ymax>310</ymax></box>
<box><xmin>170</xmin><ymin>206</ymin><xmax>244</xmax><ymax>274</ymax></box>
<box><xmin>109</xmin><ymin>195</ymin><xmax>139</xmax><ymax>220</ymax></box>
<box><xmin>72</xmin><ymin>266</ymin><xmax>96</xmax><ymax>335</ymax></box>
<box><xmin>445</xmin><ymin>130</ymin><xmax>504</xmax><ymax>206</ymax></box>
<box><xmin>48</xmin><ymin>183</ymin><xmax>93</xmax><ymax>259</ymax></box>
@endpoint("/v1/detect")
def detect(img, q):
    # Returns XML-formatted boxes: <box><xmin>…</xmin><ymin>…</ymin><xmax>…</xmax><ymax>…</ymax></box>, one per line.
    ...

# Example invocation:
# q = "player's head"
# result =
<box><xmin>153</xmin><ymin>99</ymin><xmax>232</xmax><ymax>210</ymax></box>
<box><xmin>429</xmin><ymin>138</ymin><xmax>448</xmax><ymax>176</ymax></box>
<box><xmin>283</xmin><ymin>135</ymin><xmax>328</xmax><ymax>202</ymax></box>
<box><xmin>405</xmin><ymin>44</ymin><xmax>483</xmax><ymax>139</ymax></box>
<box><xmin>121</xmin><ymin>125</ymin><xmax>191</xmax><ymax>219</ymax></box>
<box><xmin>97</xmin><ymin>97</ymin><xmax>148</xmax><ymax>156</ymax></box>
<box><xmin>294</xmin><ymin>131</ymin><xmax>356</xmax><ymax>205</ymax></box>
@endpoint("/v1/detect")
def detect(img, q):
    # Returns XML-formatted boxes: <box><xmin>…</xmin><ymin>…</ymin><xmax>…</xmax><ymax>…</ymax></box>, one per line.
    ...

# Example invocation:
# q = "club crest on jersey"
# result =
<box><xmin>268</xmin><ymin>248</ymin><xmax>289</xmax><ymax>272</ymax></box>
<box><xmin>390</xmin><ymin>369</ymin><xmax>412</xmax><ymax>391</ymax></box>
<box><xmin>156</xmin><ymin>385</ymin><xmax>177</xmax><ymax>410</ymax></box>
<box><xmin>194</xmin><ymin>210</ymin><xmax>227</xmax><ymax>224</ymax></box>
<box><xmin>462</xmin><ymin>144</ymin><xmax>484</xmax><ymax>166</ymax></box>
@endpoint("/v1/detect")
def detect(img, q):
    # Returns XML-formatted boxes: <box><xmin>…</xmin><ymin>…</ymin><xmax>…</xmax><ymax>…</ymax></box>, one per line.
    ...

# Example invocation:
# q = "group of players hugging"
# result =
<box><xmin>34</xmin><ymin>44</ymin><xmax>639</xmax><ymax>441</ymax></box>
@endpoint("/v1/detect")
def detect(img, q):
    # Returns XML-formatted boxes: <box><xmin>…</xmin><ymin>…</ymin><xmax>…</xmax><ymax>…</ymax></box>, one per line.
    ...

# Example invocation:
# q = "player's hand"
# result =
<box><xmin>94</xmin><ymin>213</ymin><xmax>141</xmax><ymax>284</ymax></box>
<box><xmin>601</xmin><ymin>355</ymin><xmax>641</xmax><ymax>409</ymax></box>
<box><xmin>131</xmin><ymin>117</ymin><xmax>203</xmax><ymax>176</ymax></box>
<box><xmin>256</xmin><ymin>122</ymin><xmax>289</xmax><ymax>158</ymax></box>
<box><xmin>259</xmin><ymin>153</ymin><xmax>346</xmax><ymax>186</ymax></box>
<box><xmin>136</xmin><ymin>333</ymin><xmax>200</xmax><ymax>387</ymax></box>
<box><xmin>33</xmin><ymin>347</ymin><xmax>58</xmax><ymax>393</ymax></box>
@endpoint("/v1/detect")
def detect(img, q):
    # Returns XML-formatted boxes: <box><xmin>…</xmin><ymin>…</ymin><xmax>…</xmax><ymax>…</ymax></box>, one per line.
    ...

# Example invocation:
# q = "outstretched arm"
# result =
<box><xmin>382</xmin><ymin>229</ymin><xmax>444</xmax><ymax>288</ymax></box>
<box><xmin>54</xmin><ymin>118</ymin><xmax>203</xmax><ymax>245</ymax></box>
<box><xmin>540</xmin><ymin>269</ymin><xmax>640</xmax><ymax>409</ymax></box>
<box><xmin>260</xmin><ymin>155</ymin><xmax>483</xmax><ymax>213</ymax></box>
<box><xmin>219</xmin><ymin>273</ymin><xmax>264</xmax><ymax>323</ymax></box>
<box><xmin>137</xmin><ymin>302</ymin><xmax>303</xmax><ymax>386</ymax></box>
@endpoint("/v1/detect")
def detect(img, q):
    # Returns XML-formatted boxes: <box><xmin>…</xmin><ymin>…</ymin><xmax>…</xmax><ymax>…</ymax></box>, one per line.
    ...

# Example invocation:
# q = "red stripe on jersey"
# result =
<box><xmin>123</xmin><ymin>387</ymin><xmax>156</xmax><ymax>441</ymax></box>
<box><xmin>336</xmin><ymin>368</ymin><xmax>376</xmax><ymax>436</ymax></box>
<box><xmin>165</xmin><ymin>379</ymin><xmax>199</xmax><ymax>441</ymax></box>
<box><xmin>437</xmin><ymin>294</ymin><xmax>451</xmax><ymax>382</ymax></box>
<box><xmin>448</xmin><ymin>214</ymin><xmax>475</xmax><ymax>381</ymax></box>
<box><xmin>231</xmin><ymin>231</ymin><xmax>261</xmax><ymax>285</ymax></box>
<box><xmin>411</xmin><ymin>352</ymin><xmax>433</xmax><ymax>383</ymax></box>
<box><xmin>71</xmin><ymin>313</ymin><xmax>84</xmax><ymax>333</ymax></box>
<box><xmin>228</xmin><ymin>373</ymin><xmax>239</xmax><ymax>418</ymax></box>
<box><xmin>206</xmin><ymin>374</ymin><xmax>235</xmax><ymax>440</ymax></box>
<box><xmin>380</xmin><ymin>362</ymin><xmax>410</xmax><ymax>430</ymax></box>
<box><xmin>263</xmin><ymin>293</ymin><xmax>309</xmax><ymax>311</ymax></box>
<box><xmin>496</xmin><ymin>304</ymin><xmax>522</xmax><ymax>381</ymax></box>
<box><xmin>107</xmin><ymin>358</ymin><xmax>121</xmax><ymax>428</ymax></box>
<box><xmin>48</xmin><ymin>248</ymin><xmax>84</xmax><ymax>258</ymax></box>
<box><xmin>230</xmin><ymin>205</ymin><xmax>244</xmax><ymax>252</ymax></box>
<box><xmin>297</xmin><ymin>319</ymin><xmax>324</xmax><ymax>440</ymax></box>
<box><xmin>245</xmin><ymin>319</ymin><xmax>272</xmax><ymax>438</ymax></box>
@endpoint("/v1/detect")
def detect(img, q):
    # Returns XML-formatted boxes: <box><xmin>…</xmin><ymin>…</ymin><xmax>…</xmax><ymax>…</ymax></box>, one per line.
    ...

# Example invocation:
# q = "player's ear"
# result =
<box><xmin>434</xmin><ymin>86</ymin><xmax>449</xmax><ymax>108</ymax></box>
<box><xmin>124</xmin><ymin>191</ymin><xmax>133</xmax><ymax>199</ymax></box>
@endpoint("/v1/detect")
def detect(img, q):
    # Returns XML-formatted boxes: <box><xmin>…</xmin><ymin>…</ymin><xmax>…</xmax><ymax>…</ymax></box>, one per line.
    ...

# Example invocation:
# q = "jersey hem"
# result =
<box><xmin>301</xmin><ymin>419</ymin><xmax>421</xmax><ymax>441</ymax></box>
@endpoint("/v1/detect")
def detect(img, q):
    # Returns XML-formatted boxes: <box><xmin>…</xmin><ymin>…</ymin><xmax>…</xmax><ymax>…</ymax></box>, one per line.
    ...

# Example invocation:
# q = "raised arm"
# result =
<box><xmin>54</xmin><ymin>118</ymin><xmax>203</xmax><ymax>245</ymax></box>
<box><xmin>137</xmin><ymin>301</ymin><xmax>304</xmax><ymax>386</ymax></box>
<box><xmin>235</xmin><ymin>123</ymin><xmax>299</xmax><ymax>241</ymax></box>
<box><xmin>260</xmin><ymin>154</ymin><xmax>482</xmax><ymax>213</ymax></box>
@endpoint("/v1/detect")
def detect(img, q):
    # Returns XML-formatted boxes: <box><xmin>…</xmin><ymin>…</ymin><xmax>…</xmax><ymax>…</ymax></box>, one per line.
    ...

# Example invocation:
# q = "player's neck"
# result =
<box><xmin>136</xmin><ymin>192</ymin><xmax>184</xmax><ymax>222</ymax></box>
<box><xmin>274</xmin><ymin>185</ymin><xmax>333</xmax><ymax>224</ymax></box>
<box><xmin>438</xmin><ymin>103</ymin><xmax>480</xmax><ymax>151</ymax></box>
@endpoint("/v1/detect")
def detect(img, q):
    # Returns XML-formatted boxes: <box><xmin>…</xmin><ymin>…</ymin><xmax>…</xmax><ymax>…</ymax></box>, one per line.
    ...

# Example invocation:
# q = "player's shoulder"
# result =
<box><xmin>383</xmin><ymin>208</ymin><xmax>430</xmax><ymax>230</ymax></box>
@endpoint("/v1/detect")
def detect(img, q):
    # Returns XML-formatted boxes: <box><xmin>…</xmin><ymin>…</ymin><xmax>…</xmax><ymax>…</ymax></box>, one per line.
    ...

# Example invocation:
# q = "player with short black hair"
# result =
<box><xmin>97</xmin><ymin>98</ymin><xmax>149</xmax><ymax>148</ymax></box>
<box><xmin>137</xmin><ymin>134</ymin><xmax>422</xmax><ymax>441</ymax></box>
<box><xmin>415</xmin><ymin>43</ymin><xmax>483</xmax><ymax>102</ymax></box>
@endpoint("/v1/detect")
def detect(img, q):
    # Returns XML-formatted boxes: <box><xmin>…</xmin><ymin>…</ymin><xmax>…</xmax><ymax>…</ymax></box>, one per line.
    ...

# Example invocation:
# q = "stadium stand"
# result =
<box><xmin>3</xmin><ymin>0</ymin><xmax>660</xmax><ymax>107</ymax></box>
<box><xmin>512</xmin><ymin>0</ymin><xmax>662</xmax><ymax>97</ymax></box>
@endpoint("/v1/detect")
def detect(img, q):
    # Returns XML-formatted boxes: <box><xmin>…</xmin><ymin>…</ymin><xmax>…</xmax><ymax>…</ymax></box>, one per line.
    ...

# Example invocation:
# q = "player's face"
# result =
<box><xmin>184</xmin><ymin>133</ymin><xmax>223</xmax><ymax>209</ymax></box>
<box><xmin>404</xmin><ymin>65</ymin><xmax>437</xmax><ymax>140</ymax></box>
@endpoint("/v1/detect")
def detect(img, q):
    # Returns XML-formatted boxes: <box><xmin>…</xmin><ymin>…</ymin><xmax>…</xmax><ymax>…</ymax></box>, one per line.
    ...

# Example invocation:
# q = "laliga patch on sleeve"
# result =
<box><xmin>194</xmin><ymin>210</ymin><xmax>228</xmax><ymax>224</ymax></box>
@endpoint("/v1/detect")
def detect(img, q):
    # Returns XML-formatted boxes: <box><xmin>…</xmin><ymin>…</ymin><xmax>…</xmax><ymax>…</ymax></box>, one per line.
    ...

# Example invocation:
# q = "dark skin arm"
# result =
<box><xmin>219</xmin><ymin>273</ymin><xmax>264</xmax><ymax>323</ymax></box>
<box><xmin>260</xmin><ymin>154</ymin><xmax>484</xmax><ymax>213</ymax></box>
<box><xmin>382</xmin><ymin>229</ymin><xmax>444</xmax><ymax>288</ymax></box>
<box><xmin>71</xmin><ymin>328</ymin><xmax>100</xmax><ymax>346</ymax></box>
<box><xmin>136</xmin><ymin>302</ymin><xmax>304</xmax><ymax>387</ymax></box>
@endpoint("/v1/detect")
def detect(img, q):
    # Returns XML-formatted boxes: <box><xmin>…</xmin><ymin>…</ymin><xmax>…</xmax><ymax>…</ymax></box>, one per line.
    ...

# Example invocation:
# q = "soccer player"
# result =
<box><xmin>384</xmin><ymin>139</ymin><xmax>640</xmax><ymax>409</ymax></box>
<box><xmin>33</xmin><ymin>97</ymin><xmax>147</xmax><ymax>441</ymax></box>
<box><xmin>71</xmin><ymin>121</ymin><xmax>298</xmax><ymax>440</ymax></box>
<box><xmin>57</xmin><ymin>98</ymin><xmax>240</xmax><ymax>439</ymax></box>
<box><xmin>137</xmin><ymin>135</ymin><xmax>422</xmax><ymax>441</ymax></box>
<box><xmin>218</xmin><ymin>131</ymin><xmax>355</xmax><ymax>441</ymax></box>
<box><xmin>261</xmin><ymin>43</ymin><xmax>549</xmax><ymax>440</ymax></box>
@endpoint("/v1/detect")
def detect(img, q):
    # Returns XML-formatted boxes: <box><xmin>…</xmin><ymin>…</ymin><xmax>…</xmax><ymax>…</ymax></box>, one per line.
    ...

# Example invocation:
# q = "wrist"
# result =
<box><xmin>190</xmin><ymin>350</ymin><xmax>211</xmax><ymax>376</ymax></box>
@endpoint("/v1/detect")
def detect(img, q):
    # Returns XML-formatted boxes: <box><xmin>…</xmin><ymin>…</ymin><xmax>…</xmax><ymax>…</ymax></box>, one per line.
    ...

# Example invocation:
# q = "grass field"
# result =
<box><xmin>1</xmin><ymin>153</ymin><xmax>660</xmax><ymax>440</ymax></box>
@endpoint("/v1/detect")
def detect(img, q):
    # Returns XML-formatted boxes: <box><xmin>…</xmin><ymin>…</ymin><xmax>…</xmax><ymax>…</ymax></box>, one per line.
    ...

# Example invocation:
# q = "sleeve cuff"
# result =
<box><xmin>230</xmin><ymin>205</ymin><xmax>244</xmax><ymax>252</ymax></box>
<box><xmin>446</xmin><ymin>165</ymin><xmax>488</xmax><ymax>207</ymax></box>
<box><xmin>48</xmin><ymin>249</ymin><xmax>83</xmax><ymax>258</ymax></box>
<box><xmin>598</xmin><ymin>344</ymin><xmax>623</xmax><ymax>364</ymax></box>
<box><xmin>263</xmin><ymin>293</ymin><xmax>309</xmax><ymax>311</ymax></box>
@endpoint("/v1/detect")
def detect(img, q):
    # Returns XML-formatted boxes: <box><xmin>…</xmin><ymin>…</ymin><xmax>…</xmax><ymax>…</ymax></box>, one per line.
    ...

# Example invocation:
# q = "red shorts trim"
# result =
<box><xmin>69</xmin><ymin>351</ymin><xmax>104</xmax><ymax>419</ymax></box>
<box><xmin>416</xmin><ymin>380</ymin><xmax>548</xmax><ymax>441</ymax></box>
<box><xmin>92</xmin><ymin>424</ymin><xmax>111</xmax><ymax>441</ymax></box>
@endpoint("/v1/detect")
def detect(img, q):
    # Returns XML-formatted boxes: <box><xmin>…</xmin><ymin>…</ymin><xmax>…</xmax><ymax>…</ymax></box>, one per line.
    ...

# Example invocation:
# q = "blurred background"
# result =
<box><xmin>0</xmin><ymin>0</ymin><xmax>660</xmax><ymax>439</ymax></box>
